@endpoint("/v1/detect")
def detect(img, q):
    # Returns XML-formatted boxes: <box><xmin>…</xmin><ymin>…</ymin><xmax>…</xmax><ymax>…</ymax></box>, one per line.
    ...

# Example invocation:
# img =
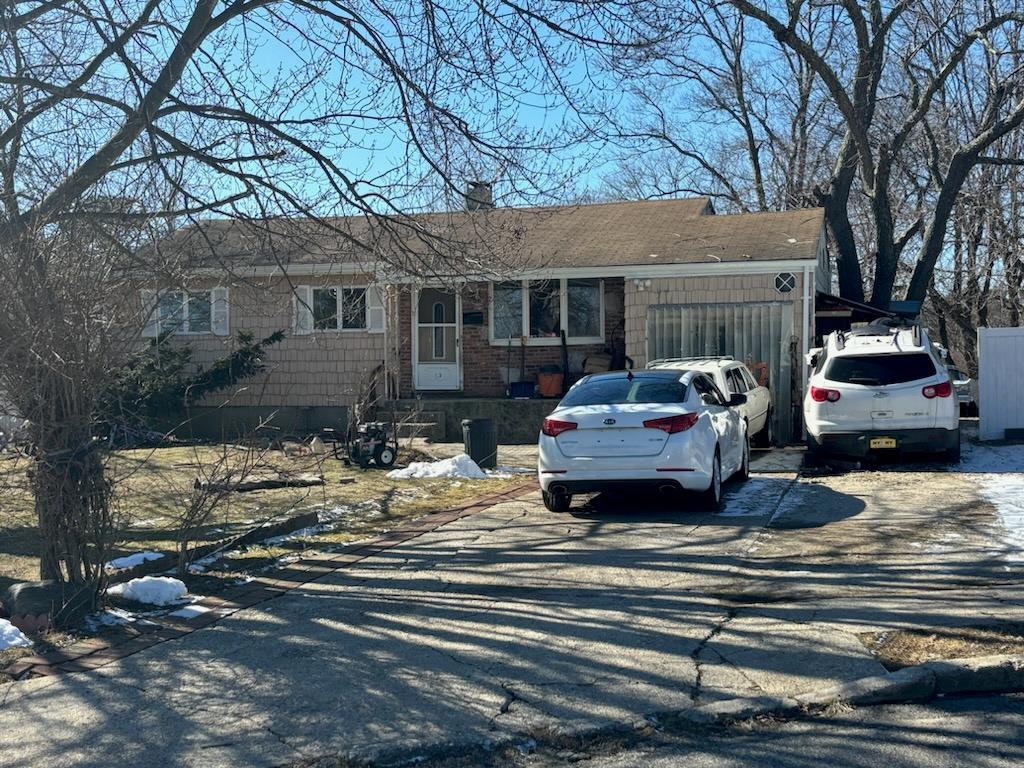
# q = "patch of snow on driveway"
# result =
<box><xmin>0</xmin><ymin>619</ymin><xmax>32</xmax><ymax>650</ymax></box>
<box><xmin>107</xmin><ymin>576</ymin><xmax>188</xmax><ymax>606</ymax></box>
<box><xmin>959</xmin><ymin>441</ymin><xmax>1024</xmax><ymax>560</ymax></box>
<box><xmin>387</xmin><ymin>453</ymin><xmax>488</xmax><ymax>480</ymax></box>
<box><xmin>977</xmin><ymin>474</ymin><xmax>1024</xmax><ymax>560</ymax></box>
<box><xmin>959</xmin><ymin>441</ymin><xmax>1024</xmax><ymax>473</ymax></box>
<box><xmin>719</xmin><ymin>475</ymin><xmax>804</xmax><ymax>519</ymax></box>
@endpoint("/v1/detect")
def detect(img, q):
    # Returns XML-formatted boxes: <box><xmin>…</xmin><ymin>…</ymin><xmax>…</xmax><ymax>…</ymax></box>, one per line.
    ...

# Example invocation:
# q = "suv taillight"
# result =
<box><xmin>810</xmin><ymin>386</ymin><xmax>841</xmax><ymax>403</ymax></box>
<box><xmin>542</xmin><ymin>418</ymin><xmax>577</xmax><ymax>437</ymax></box>
<box><xmin>923</xmin><ymin>380</ymin><xmax>952</xmax><ymax>399</ymax></box>
<box><xmin>643</xmin><ymin>413</ymin><xmax>699</xmax><ymax>434</ymax></box>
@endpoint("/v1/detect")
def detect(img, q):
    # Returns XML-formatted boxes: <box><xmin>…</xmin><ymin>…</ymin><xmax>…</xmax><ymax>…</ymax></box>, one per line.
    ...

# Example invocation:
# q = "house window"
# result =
<box><xmin>432</xmin><ymin>302</ymin><xmax>446</xmax><ymax>359</ymax></box>
<box><xmin>528</xmin><ymin>280</ymin><xmax>561</xmax><ymax>338</ymax></box>
<box><xmin>490</xmin><ymin>279</ymin><xmax>604</xmax><ymax>345</ymax></box>
<box><xmin>311</xmin><ymin>286</ymin><xmax>367</xmax><ymax>331</ymax></box>
<box><xmin>492</xmin><ymin>281</ymin><xmax>522</xmax><ymax>341</ymax></box>
<box><xmin>341</xmin><ymin>288</ymin><xmax>366</xmax><ymax>329</ymax></box>
<box><xmin>567</xmin><ymin>278</ymin><xmax>601</xmax><ymax>338</ymax></box>
<box><xmin>312</xmin><ymin>288</ymin><xmax>337</xmax><ymax>330</ymax></box>
<box><xmin>775</xmin><ymin>272</ymin><xmax>796</xmax><ymax>294</ymax></box>
<box><xmin>158</xmin><ymin>290</ymin><xmax>214</xmax><ymax>334</ymax></box>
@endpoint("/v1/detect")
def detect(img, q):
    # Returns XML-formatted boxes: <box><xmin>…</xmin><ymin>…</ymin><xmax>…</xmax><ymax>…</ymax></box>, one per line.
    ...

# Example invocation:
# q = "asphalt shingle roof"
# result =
<box><xmin>162</xmin><ymin>198</ymin><xmax>823</xmax><ymax>275</ymax></box>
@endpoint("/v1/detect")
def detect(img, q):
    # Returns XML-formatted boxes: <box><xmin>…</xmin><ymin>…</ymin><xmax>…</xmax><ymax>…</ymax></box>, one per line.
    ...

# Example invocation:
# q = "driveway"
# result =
<box><xmin>2</xmin><ymin>450</ymin><xmax>1023</xmax><ymax>767</ymax></box>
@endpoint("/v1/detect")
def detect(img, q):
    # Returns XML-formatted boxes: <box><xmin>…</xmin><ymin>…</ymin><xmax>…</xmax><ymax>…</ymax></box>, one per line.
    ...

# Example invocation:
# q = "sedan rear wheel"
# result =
<box><xmin>736</xmin><ymin>437</ymin><xmax>750</xmax><ymax>481</ymax></box>
<box><xmin>542</xmin><ymin>489</ymin><xmax>572</xmax><ymax>512</ymax></box>
<box><xmin>696</xmin><ymin>451</ymin><xmax>722</xmax><ymax>511</ymax></box>
<box><xmin>754</xmin><ymin>409</ymin><xmax>774</xmax><ymax>448</ymax></box>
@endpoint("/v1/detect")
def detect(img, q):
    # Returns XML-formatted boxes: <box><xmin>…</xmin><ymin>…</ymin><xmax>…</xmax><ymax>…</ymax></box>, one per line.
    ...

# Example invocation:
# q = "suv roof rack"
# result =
<box><xmin>846</xmin><ymin>317</ymin><xmax>924</xmax><ymax>347</ymax></box>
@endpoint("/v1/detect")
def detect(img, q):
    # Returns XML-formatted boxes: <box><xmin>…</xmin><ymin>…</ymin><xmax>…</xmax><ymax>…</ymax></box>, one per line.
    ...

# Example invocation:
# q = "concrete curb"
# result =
<box><xmin>289</xmin><ymin>654</ymin><xmax>1024</xmax><ymax>767</ymax></box>
<box><xmin>669</xmin><ymin>653</ymin><xmax>1024</xmax><ymax>727</ymax></box>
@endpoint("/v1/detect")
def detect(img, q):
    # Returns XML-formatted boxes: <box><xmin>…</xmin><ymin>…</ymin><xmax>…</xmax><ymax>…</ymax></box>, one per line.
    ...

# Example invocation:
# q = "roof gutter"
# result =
<box><xmin>186</xmin><ymin>256</ymin><xmax>818</xmax><ymax>283</ymax></box>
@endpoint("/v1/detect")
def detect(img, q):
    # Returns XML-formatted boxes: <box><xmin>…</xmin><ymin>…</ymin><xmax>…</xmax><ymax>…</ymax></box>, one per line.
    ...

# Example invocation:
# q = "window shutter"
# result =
<box><xmin>211</xmin><ymin>287</ymin><xmax>230</xmax><ymax>336</ymax></box>
<box><xmin>140</xmin><ymin>289</ymin><xmax>159</xmax><ymax>338</ymax></box>
<box><xmin>293</xmin><ymin>285</ymin><xmax>313</xmax><ymax>335</ymax></box>
<box><xmin>366</xmin><ymin>285</ymin><xmax>386</xmax><ymax>334</ymax></box>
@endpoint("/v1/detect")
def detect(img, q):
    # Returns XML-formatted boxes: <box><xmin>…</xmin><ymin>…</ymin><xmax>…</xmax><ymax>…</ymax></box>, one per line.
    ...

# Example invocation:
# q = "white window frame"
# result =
<box><xmin>488</xmin><ymin>278</ymin><xmax>605</xmax><ymax>346</ymax></box>
<box><xmin>142</xmin><ymin>287</ymin><xmax>228</xmax><ymax>337</ymax></box>
<box><xmin>294</xmin><ymin>284</ymin><xmax>385</xmax><ymax>336</ymax></box>
<box><xmin>310</xmin><ymin>285</ymin><xmax>368</xmax><ymax>332</ymax></box>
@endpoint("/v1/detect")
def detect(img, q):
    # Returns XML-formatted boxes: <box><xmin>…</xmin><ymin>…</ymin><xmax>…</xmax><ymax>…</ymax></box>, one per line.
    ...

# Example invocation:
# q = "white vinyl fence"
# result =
<box><xmin>978</xmin><ymin>327</ymin><xmax>1024</xmax><ymax>441</ymax></box>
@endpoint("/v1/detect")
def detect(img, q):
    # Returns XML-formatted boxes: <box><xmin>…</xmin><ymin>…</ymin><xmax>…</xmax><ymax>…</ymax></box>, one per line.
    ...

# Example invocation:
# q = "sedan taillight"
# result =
<box><xmin>643</xmin><ymin>413</ymin><xmax>699</xmax><ymax>434</ymax></box>
<box><xmin>923</xmin><ymin>380</ymin><xmax>953</xmax><ymax>399</ymax></box>
<box><xmin>542</xmin><ymin>418</ymin><xmax>578</xmax><ymax>437</ymax></box>
<box><xmin>810</xmin><ymin>386</ymin><xmax>841</xmax><ymax>403</ymax></box>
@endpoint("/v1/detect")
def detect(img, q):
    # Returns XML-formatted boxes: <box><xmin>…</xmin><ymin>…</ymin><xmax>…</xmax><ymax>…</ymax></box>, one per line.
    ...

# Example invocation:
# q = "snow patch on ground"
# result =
<box><xmin>387</xmin><ymin>453</ymin><xmax>488</xmax><ymax>480</ymax></box>
<box><xmin>167</xmin><ymin>604</ymin><xmax>212</xmax><ymax>619</ymax></box>
<box><xmin>717</xmin><ymin>475</ymin><xmax>806</xmax><ymax>519</ymax></box>
<box><xmin>0</xmin><ymin>619</ymin><xmax>32</xmax><ymax>650</ymax></box>
<box><xmin>107</xmin><ymin>576</ymin><xmax>188</xmax><ymax>606</ymax></box>
<box><xmin>262</xmin><ymin>523</ymin><xmax>332</xmax><ymax>546</ymax></box>
<box><xmin>958</xmin><ymin>441</ymin><xmax>1024</xmax><ymax>473</ymax></box>
<box><xmin>977</xmin><ymin>474</ymin><xmax>1024</xmax><ymax>560</ymax></box>
<box><xmin>83</xmin><ymin>608</ymin><xmax>135</xmax><ymax>632</ymax></box>
<box><xmin>956</xmin><ymin>441</ymin><xmax>1024</xmax><ymax>559</ymax></box>
<box><xmin>105</xmin><ymin>551</ymin><xmax>164</xmax><ymax>571</ymax></box>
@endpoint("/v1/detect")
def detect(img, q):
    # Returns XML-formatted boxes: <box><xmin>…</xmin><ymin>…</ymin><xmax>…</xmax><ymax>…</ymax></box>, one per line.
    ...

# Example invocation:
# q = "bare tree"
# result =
<box><xmin>0</xmin><ymin>1</ymin><xmax>654</xmax><ymax>610</ymax></box>
<box><xmin>602</xmin><ymin>0</ymin><xmax>1024</xmax><ymax>308</ymax></box>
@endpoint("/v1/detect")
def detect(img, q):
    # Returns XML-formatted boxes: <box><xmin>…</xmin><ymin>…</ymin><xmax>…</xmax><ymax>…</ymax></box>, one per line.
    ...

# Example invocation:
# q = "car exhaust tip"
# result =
<box><xmin>658</xmin><ymin>483</ymin><xmax>678</xmax><ymax>496</ymax></box>
<box><xmin>549</xmin><ymin>484</ymin><xmax>568</xmax><ymax>496</ymax></box>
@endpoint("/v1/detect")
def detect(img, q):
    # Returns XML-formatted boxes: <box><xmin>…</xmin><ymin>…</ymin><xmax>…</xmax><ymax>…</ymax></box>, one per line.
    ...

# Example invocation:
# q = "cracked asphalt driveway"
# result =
<box><xmin>2</xmin><ymin>461</ymin><xmax>1023</xmax><ymax>768</ymax></box>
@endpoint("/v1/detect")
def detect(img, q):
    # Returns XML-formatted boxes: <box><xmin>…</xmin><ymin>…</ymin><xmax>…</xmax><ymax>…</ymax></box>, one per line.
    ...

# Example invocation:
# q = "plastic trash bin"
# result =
<box><xmin>462</xmin><ymin>418</ymin><xmax>497</xmax><ymax>469</ymax></box>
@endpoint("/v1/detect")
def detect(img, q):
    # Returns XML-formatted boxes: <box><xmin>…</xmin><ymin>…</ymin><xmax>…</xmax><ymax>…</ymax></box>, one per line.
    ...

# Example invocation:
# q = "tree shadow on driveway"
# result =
<box><xmin>3</xmin><ymin>471</ymin><xmax>1016</xmax><ymax>768</ymax></box>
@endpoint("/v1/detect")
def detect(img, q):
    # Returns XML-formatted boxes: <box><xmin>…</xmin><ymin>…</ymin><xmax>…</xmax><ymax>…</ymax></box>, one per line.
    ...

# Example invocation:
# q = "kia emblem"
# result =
<box><xmin>603</xmin><ymin>418</ymin><xmax>616</xmax><ymax>425</ymax></box>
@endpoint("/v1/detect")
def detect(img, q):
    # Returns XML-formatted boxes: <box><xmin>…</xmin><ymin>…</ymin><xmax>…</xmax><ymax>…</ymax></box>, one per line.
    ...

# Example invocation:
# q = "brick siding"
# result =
<box><xmin>396</xmin><ymin>278</ymin><xmax>625</xmax><ymax>397</ymax></box>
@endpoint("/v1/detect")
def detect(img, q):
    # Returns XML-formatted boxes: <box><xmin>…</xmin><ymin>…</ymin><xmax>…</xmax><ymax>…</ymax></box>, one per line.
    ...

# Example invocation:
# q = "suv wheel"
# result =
<box><xmin>945</xmin><ymin>432</ymin><xmax>962</xmax><ymax>463</ymax></box>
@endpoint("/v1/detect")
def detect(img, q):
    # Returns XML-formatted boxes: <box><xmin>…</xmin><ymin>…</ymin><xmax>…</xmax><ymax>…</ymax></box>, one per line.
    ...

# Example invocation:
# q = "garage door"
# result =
<box><xmin>647</xmin><ymin>302</ymin><xmax>797</xmax><ymax>444</ymax></box>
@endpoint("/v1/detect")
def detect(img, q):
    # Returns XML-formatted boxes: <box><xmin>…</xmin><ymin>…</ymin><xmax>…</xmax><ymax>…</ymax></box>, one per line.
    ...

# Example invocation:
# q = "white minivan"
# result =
<box><xmin>804</xmin><ymin>321</ymin><xmax>960</xmax><ymax>462</ymax></box>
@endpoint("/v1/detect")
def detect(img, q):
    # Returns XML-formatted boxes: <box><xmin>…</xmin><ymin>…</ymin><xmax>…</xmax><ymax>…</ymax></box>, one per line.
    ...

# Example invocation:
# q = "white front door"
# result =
<box><xmin>413</xmin><ymin>288</ymin><xmax>461</xmax><ymax>391</ymax></box>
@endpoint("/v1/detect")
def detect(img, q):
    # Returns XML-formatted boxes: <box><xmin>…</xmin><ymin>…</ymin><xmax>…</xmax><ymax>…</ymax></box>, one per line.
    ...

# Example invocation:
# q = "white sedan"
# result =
<box><xmin>537</xmin><ymin>369</ymin><xmax>749</xmax><ymax>512</ymax></box>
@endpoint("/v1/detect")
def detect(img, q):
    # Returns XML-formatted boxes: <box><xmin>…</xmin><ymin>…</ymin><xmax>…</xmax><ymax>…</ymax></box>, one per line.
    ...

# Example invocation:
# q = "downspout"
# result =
<box><xmin>801</xmin><ymin>265</ymin><xmax>812</xmax><ymax>439</ymax></box>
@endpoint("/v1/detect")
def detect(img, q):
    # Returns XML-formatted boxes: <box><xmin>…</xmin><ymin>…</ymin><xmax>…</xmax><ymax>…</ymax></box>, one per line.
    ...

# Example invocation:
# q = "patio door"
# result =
<box><xmin>413</xmin><ymin>287</ymin><xmax>461</xmax><ymax>391</ymax></box>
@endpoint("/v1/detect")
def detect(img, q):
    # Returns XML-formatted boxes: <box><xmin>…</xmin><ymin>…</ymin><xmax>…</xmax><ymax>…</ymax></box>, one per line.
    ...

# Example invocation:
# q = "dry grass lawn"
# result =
<box><xmin>861</xmin><ymin>623</ymin><xmax>1024</xmax><ymax>670</ymax></box>
<box><xmin>0</xmin><ymin>445</ymin><xmax>530</xmax><ymax>591</ymax></box>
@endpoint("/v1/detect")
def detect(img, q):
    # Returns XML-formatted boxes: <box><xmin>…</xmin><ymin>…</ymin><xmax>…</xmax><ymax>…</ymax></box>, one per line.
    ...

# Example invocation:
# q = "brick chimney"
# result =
<box><xmin>464</xmin><ymin>181</ymin><xmax>494</xmax><ymax>211</ymax></box>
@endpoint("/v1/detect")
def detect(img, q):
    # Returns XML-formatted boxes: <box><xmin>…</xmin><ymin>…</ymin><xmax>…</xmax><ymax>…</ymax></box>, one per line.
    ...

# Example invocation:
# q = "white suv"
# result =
<box><xmin>804</xmin><ymin>321</ymin><xmax>960</xmax><ymax>462</ymax></box>
<box><xmin>648</xmin><ymin>357</ymin><xmax>773</xmax><ymax>446</ymax></box>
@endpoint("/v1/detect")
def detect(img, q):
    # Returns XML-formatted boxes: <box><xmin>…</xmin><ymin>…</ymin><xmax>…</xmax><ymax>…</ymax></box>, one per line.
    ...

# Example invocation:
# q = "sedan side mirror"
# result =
<box><xmin>728</xmin><ymin>393</ymin><xmax>747</xmax><ymax>407</ymax></box>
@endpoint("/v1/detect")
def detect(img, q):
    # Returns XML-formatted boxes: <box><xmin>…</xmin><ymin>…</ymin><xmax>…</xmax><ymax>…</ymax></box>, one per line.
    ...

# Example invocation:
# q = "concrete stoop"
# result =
<box><xmin>313</xmin><ymin>655</ymin><xmax>1024</xmax><ymax>768</ymax></box>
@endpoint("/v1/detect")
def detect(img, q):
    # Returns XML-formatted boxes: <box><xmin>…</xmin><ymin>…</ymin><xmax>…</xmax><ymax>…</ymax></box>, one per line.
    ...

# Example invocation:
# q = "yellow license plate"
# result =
<box><xmin>870</xmin><ymin>437</ymin><xmax>897</xmax><ymax>449</ymax></box>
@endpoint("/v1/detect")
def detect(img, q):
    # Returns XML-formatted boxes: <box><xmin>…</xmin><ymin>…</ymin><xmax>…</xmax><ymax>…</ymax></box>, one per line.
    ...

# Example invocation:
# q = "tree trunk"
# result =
<box><xmin>32</xmin><ymin>433</ymin><xmax>110</xmax><ymax>609</ymax></box>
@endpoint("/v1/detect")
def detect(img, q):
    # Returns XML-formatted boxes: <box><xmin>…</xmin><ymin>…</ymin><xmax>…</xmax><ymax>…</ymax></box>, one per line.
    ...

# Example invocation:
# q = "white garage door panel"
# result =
<box><xmin>979</xmin><ymin>327</ymin><xmax>1024</xmax><ymax>441</ymax></box>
